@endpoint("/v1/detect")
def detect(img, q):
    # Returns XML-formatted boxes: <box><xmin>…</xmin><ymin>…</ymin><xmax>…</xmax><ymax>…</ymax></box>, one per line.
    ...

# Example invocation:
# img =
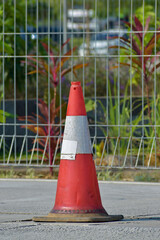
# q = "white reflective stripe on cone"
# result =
<box><xmin>61</xmin><ymin>116</ymin><xmax>92</xmax><ymax>160</ymax></box>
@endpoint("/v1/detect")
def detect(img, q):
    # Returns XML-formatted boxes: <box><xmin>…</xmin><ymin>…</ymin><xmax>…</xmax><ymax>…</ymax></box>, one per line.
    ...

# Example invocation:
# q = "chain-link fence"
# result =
<box><xmin>0</xmin><ymin>0</ymin><xmax>160</xmax><ymax>169</ymax></box>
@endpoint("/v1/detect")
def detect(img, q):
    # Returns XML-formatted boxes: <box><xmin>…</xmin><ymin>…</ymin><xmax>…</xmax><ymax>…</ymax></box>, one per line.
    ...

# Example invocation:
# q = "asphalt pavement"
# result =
<box><xmin>0</xmin><ymin>179</ymin><xmax>160</xmax><ymax>240</ymax></box>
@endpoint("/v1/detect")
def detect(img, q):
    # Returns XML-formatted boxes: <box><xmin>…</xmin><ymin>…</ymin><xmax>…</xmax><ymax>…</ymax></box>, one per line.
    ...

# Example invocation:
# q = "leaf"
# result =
<box><xmin>109</xmin><ymin>36</ymin><xmax>132</xmax><ymax>50</ymax></box>
<box><xmin>119</xmin><ymin>37</ymin><xmax>131</xmax><ymax>47</ymax></box>
<box><xmin>28</xmin><ymin>70</ymin><xmax>47</xmax><ymax>76</ymax></box>
<box><xmin>110</xmin><ymin>35</ymin><xmax>141</xmax><ymax>56</ymax></box>
<box><xmin>33</xmin><ymin>114</ymin><xmax>46</xmax><ymax>124</ymax></box>
<box><xmin>50</xmin><ymin>66</ymin><xmax>57</xmax><ymax>85</ymax></box>
<box><xmin>41</xmin><ymin>42</ymin><xmax>55</xmax><ymax>67</ymax></box>
<box><xmin>129</xmin><ymin>57</ymin><xmax>142</xmax><ymax>68</ymax></box>
<box><xmin>144</xmin><ymin>16</ymin><xmax>151</xmax><ymax>35</ymax></box>
<box><xmin>20</xmin><ymin>116</ymin><xmax>36</xmax><ymax>124</ymax></box>
<box><xmin>0</xmin><ymin>110</ymin><xmax>14</xmax><ymax>123</ymax></box>
<box><xmin>73</xmin><ymin>63</ymin><xmax>89</xmax><ymax>71</ymax></box>
<box><xmin>33</xmin><ymin>148</ymin><xmax>46</xmax><ymax>154</ymax></box>
<box><xmin>85</xmin><ymin>99</ymin><xmax>95</xmax><ymax>112</ymax></box>
<box><xmin>0</xmin><ymin>114</ymin><xmax>5</xmax><ymax>123</ymax></box>
<box><xmin>110</xmin><ymin>62</ymin><xmax>140</xmax><ymax>72</ymax></box>
<box><xmin>37</xmin><ymin>138</ymin><xmax>48</xmax><ymax>149</ymax></box>
<box><xmin>38</xmin><ymin>99</ymin><xmax>48</xmax><ymax>120</ymax></box>
<box><xmin>61</xmin><ymin>38</ymin><xmax>70</xmax><ymax>50</ymax></box>
<box><xmin>27</xmin><ymin>56</ymin><xmax>39</xmax><ymax>63</ymax></box>
<box><xmin>73</xmin><ymin>70</ymin><xmax>78</xmax><ymax>79</ymax></box>
<box><xmin>21</xmin><ymin>125</ymin><xmax>37</xmax><ymax>134</ymax></box>
<box><xmin>132</xmin><ymin>77</ymin><xmax>139</xmax><ymax>86</ymax></box>
<box><xmin>34</xmin><ymin>127</ymin><xmax>46</xmax><ymax>136</ymax></box>
<box><xmin>56</xmin><ymin>47</ymin><xmax>77</xmax><ymax>73</ymax></box>
<box><xmin>111</xmin><ymin>62</ymin><xmax>131</xmax><ymax>68</ymax></box>
<box><xmin>124</xmin><ymin>20</ymin><xmax>142</xmax><ymax>43</ymax></box>
<box><xmin>150</xmin><ymin>51</ymin><xmax>160</xmax><ymax>64</ymax></box>
<box><xmin>131</xmin><ymin>36</ymin><xmax>142</xmax><ymax>56</ymax></box>
<box><xmin>134</xmin><ymin>16</ymin><xmax>143</xmax><ymax>37</ymax></box>
<box><xmin>61</xmin><ymin>63</ymin><xmax>88</xmax><ymax>77</ymax></box>
<box><xmin>145</xmin><ymin>31</ymin><xmax>160</xmax><ymax>51</ymax></box>
<box><xmin>4</xmin><ymin>42</ymin><xmax>13</xmax><ymax>54</ymax></box>
<box><xmin>144</xmin><ymin>34</ymin><xmax>160</xmax><ymax>63</ymax></box>
<box><xmin>151</xmin><ymin>62</ymin><xmax>160</xmax><ymax>73</ymax></box>
<box><xmin>61</xmin><ymin>67</ymin><xmax>75</xmax><ymax>76</ymax></box>
<box><xmin>23</xmin><ymin>61</ymin><xmax>37</xmax><ymax>69</ymax></box>
<box><xmin>144</xmin><ymin>42</ymin><xmax>155</xmax><ymax>56</ymax></box>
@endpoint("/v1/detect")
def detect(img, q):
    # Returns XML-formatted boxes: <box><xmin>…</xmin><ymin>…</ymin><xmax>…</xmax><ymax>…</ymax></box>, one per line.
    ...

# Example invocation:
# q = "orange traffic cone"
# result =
<box><xmin>33</xmin><ymin>82</ymin><xmax>123</xmax><ymax>222</ymax></box>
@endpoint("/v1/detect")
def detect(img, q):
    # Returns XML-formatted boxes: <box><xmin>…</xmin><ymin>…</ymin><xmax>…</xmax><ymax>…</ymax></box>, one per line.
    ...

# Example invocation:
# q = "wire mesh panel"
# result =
<box><xmin>0</xmin><ymin>0</ymin><xmax>160</xmax><ymax>170</ymax></box>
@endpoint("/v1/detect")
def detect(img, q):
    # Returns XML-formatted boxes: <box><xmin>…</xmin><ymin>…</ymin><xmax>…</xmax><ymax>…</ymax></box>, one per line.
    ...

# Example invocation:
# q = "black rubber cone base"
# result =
<box><xmin>33</xmin><ymin>213</ymin><xmax>124</xmax><ymax>223</ymax></box>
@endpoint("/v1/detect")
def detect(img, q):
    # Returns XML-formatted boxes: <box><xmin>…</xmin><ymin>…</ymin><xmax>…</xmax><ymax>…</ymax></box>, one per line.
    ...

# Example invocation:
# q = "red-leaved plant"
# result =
<box><xmin>110</xmin><ymin>16</ymin><xmax>160</xmax><ymax>124</ymax></box>
<box><xmin>25</xmin><ymin>39</ymin><xmax>88</xmax><ymax>113</ymax></box>
<box><xmin>19</xmin><ymin>39</ymin><xmax>88</xmax><ymax>175</ymax></box>
<box><xmin>19</xmin><ymin>99</ymin><xmax>65</xmax><ymax>175</ymax></box>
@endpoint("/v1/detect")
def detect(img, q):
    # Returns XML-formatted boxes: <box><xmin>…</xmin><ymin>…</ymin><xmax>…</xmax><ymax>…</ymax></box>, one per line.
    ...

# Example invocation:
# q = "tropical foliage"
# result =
<box><xmin>135</xmin><ymin>4</ymin><xmax>160</xmax><ymax>30</ymax></box>
<box><xmin>19</xmin><ymin>39</ymin><xmax>88</xmax><ymax>174</ymax></box>
<box><xmin>86</xmin><ymin>75</ymin><xmax>142</xmax><ymax>160</ymax></box>
<box><xmin>24</xmin><ymin>39</ymin><xmax>88</xmax><ymax>110</ymax></box>
<box><xmin>97</xmin><ymin>77</ymin><xmax>142</xmax><ymax>156</ymax></box>
<box><xmin>0</xmin><ymin>0</ymin><xmax>33</xmax><ymax>96</ymax></box>
<box><xmin>110</xmin><ymin>16</ymin><xmax>160</xmax><ymax>125</ymax></box>
<box><xmin>18</xmin><ymin>99</ymin><xmax>65</xmax><ymax>174</ymax></box>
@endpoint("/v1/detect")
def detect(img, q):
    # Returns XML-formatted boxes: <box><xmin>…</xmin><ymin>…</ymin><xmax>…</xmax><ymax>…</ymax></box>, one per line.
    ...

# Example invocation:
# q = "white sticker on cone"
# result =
<box><xmin>61</xmin><ymin>139</ymin><xmax>77</xmax><ymax>160</ymax></box>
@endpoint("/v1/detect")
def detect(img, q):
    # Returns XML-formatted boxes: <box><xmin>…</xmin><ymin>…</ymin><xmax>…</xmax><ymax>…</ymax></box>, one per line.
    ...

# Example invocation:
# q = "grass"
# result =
<box><xmin>0</xmin><ymin>167</ymin><xmax>58</xmax><ymax>179</ymax></box>
<box><xmin>0</xmin><ymin>167</ymin><xmax>160</xmax><ymax>182</ymax></box>
<box><xmin>97</xmin><ymin>170</ymin><xmax>123</xmax><ymax>181</ymax></box>
<box><xmin>97</xmin><ymin>169</ymin><xmax>160</xmax><ymax>182</ymax></box>
<box><xmin>115</xmin><ymin>169</ymin><xmax>160</xmax><ymax>182</ymax></box>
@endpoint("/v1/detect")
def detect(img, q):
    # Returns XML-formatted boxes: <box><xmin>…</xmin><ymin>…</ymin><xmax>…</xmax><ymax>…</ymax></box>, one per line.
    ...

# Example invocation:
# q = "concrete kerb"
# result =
<box><xmin>0</xmin><ymin>178</ymin><xmax>160</xmax><ymax>185</ymax></box>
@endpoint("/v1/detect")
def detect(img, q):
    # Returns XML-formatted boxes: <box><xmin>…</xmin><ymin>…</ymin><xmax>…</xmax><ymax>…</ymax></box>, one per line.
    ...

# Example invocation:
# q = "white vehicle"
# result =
<box><xmin>78</xmin><ymin>29</ymin><xmax>128</xmax><ymax>56</ymax></box>
<box><xmin>67</xmin><ymin>9</ymin><xmax>99</xmax><ymax>32</ymax></box>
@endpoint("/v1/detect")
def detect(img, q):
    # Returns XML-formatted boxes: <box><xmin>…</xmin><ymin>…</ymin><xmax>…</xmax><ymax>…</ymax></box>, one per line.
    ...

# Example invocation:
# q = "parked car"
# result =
<box><xmin>78</xmin><ymin>29</ymin><xmax>128</xmax><ymax>56</ymax></box>
<box><xmin>20</xmin><ymin>25</ymin><xmax>63</xmax><ymax>43</ymax></box>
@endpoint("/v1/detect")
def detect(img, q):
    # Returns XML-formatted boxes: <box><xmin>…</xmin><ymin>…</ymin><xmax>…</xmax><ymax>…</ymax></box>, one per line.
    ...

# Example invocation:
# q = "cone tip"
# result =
<box><xmin>71</xmin><ymin>81</ymin><xmax>81</xmax><ymax>86</ymax></box>
<box><xmin>67</xmin><ymin>81</ymin><xmax>86</xmax><ymax>116</ymax></box>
